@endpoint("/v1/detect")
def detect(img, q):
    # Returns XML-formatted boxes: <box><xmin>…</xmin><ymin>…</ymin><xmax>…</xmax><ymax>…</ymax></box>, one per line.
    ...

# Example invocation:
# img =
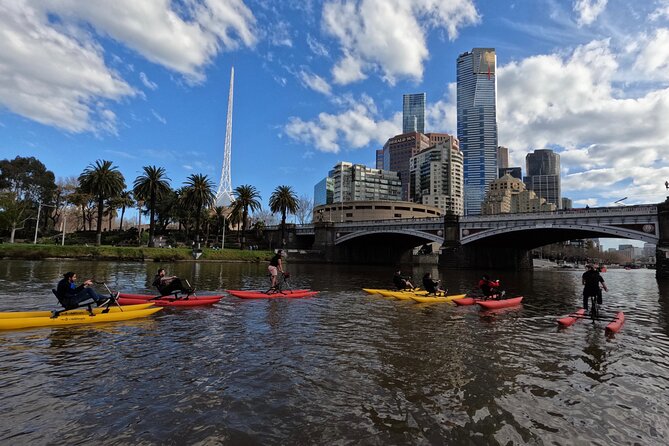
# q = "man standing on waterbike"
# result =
<box><xmin>582</xmin><ymin>264</ymin><xmax>607</xmax><ymax>314</ymax></box>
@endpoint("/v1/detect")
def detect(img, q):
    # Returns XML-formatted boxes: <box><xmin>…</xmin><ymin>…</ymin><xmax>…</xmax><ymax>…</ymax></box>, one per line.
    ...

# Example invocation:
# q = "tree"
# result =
<box><xmin>115</xmin><ymin>190</ymin><xmax>134</xmax><ymax>231</ymax></box>
<box><xmin>182</xmin><ymin>173</ymin><xmax>215</xmax><ymax>246</ymax></box>
<box><xmin>0</xmin><ymin>192</ymin><xmax>31</xmax><ymax>243</ymax></box>
<box><xmin>269</xmin><ymin>185</ymin><xmax>299</xmax><ymax>247</ymax></box>
<box><xmin>0</xmin><ymin>156</ymin><xmax>57</xmax><ymax>203</ymax></box>
<box><xmin>0</xmin><ymin>156</ymin><xmax>57</xmax><ymax>236</ymax></box>
<box><xmin>133</xmin><ymin>166</ymin><xmax>171</xmax><ymax>247</ymax></box>
<box><xmin>231</xmin><ymin>185</ymin><xmax>261</xmax><ymax>250</ymax></box>
<box><xmin>69</xmin><ymin>188</ymin><xmax>94</xmax><ymax>231</ymax></box>
<box><xmin>78</xmin><ymin>160</ymin><xmax>126</xmax><ymax>245</ymax></box>
<box><xmin>295</xmin><ymin>194</ymin><xmax>313</xmax><ymax>224</ymax></box>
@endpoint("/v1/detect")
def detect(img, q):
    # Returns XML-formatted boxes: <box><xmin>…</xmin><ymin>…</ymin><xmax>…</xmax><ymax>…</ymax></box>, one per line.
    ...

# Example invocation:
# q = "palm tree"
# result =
<box><xmin>231</xmin><ymin>185</ymin><xmax>261</xmax><ymax>250</ymax></box>
<box><xmin>182</xmin><ymin>173</ymin><xmax>215</xmax><ymax>246</ymax></box>
<box><xmin>133</xmin><ymin>166</ymin><xmax>171</xmax><ymax>247</ymax></box>
<box><xmin>78</xmin><ymin>160</ymin><xmax>125</xmax><ymax>245</ymax></box>
<box><xmin>269</xmin><ymin>185</ymin><xmax>299</xmax><ymax>247</ymax></box>
<box><xmin>116</xmin><ymin>190</ymin><xmax>134</xmax><ymax>231</ymax></box>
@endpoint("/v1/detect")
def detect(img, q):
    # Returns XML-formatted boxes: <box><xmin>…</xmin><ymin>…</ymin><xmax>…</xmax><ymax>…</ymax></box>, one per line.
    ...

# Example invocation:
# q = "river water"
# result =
<box><xmin>1</xmin><ymin>259</ymin><xmax>668</xmax><ymax>445</ymax></box>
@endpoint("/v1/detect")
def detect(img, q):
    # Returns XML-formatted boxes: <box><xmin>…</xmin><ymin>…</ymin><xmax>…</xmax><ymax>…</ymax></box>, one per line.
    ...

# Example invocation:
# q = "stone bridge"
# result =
<box><xmin>264</xmin><ymin>200</ymin><xmax>669</xmax><ymax>277</ymax></box>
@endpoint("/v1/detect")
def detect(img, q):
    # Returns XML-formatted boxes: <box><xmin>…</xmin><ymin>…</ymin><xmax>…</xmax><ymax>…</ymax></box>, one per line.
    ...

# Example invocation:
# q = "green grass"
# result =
<box><xmin>0</xmin><ymin>244</ymin><xmax>272</xmax><ymax>262</ymax></box>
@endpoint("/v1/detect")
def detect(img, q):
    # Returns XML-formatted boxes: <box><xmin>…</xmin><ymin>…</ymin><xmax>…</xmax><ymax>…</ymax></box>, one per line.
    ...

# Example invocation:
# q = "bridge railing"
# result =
<box><xmin>265</xmin><ymin>216</ymin><xmax>444</xmax><ymax>232</ymax></box>
<box><xmin>263</xmin><ymin>204</ymin><xmax>659</xmax><ymax>231</ymax></box>
<box><xmin>463</xmin><ymin>204</ymin><xmax>658</xmax><ymax>223</ymax></box>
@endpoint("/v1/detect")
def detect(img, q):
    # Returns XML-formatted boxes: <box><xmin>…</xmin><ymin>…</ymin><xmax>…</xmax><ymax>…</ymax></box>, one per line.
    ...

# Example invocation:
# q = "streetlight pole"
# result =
<box><xmin>33</xmin><ymin>202</ymin><xmax>42</xmax><ymax>244</ymax></box>
<box><xmin>34</xmin><ymin>203</ymin><xmax>58</xmax><ymax>244</ymax></box>
<box><xmin>222</xmin><ymin>215</ymin><xmax>226</xmax><ymax>250</ymax></box>
<box><xmin>61</xmin><ymin>214</ymin><xmax>67</xmax><ymax>246</ymax></box>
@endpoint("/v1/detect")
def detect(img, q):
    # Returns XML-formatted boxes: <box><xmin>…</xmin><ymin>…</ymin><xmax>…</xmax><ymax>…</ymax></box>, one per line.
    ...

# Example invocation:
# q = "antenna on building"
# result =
<box><xmin>215</xmin><ymin>66</ymin><xmax>235</xmax><ymax>207</ymax></box>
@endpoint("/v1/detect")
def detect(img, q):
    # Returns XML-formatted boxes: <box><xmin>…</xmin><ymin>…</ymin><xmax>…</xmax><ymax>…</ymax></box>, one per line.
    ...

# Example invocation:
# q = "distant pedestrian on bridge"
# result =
<box><xmin>665</xmin><ymin>180</ymin><xmax>668</xmax><ymax>190</ymax></box>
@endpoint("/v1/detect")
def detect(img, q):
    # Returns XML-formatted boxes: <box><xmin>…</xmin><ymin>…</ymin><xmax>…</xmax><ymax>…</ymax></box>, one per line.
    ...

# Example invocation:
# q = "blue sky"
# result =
<box><xmin>2</xmin><ymin>0</ymin><xmax>669</xmax><ymax>247</ymax></box>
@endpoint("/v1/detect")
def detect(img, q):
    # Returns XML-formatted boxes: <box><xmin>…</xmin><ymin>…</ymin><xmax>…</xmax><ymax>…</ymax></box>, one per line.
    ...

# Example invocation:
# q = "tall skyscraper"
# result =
<box><xmin>524</xmin><ymin>149</ymin><xmax>561</xmax><ymax>209</ymax></box>
<box><xmin>457</xmin><ymin>48</ymin><xmax>498</xmax><ymax>215</ymax></box>
<box><xmin>403</xmin><ymin>93</ymin><xmax>426</xmax><ymax>134</ymax></box>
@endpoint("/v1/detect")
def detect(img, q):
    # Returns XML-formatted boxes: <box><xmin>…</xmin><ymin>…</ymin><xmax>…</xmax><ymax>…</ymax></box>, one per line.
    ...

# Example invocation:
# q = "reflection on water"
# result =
<box><xmin>1</xmin><ymin>260</ymin><xmax>669</xmax><ymax>444</ymax></box>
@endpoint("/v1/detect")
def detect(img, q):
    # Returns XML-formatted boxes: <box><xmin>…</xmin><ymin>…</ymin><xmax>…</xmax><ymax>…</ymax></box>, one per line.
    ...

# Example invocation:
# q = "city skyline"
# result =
<box><xmin>2</xmin><ymin>1</ymin><xmax>669</xmax><ymax>231</ymax></box>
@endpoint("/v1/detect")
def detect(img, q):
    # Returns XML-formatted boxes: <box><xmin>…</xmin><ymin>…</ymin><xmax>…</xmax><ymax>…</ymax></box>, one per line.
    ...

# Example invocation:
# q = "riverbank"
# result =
<box><xmin>0</xmin><ymin>244</ymin><xmax>272</xmax><ymax>262</ymax></box>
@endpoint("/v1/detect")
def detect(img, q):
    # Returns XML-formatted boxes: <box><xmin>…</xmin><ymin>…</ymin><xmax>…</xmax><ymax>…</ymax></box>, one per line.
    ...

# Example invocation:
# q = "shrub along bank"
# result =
<box><xmin>0</xmin><ymin>244</ymin><xmax>271</xmax><ymax>262</ymax></box>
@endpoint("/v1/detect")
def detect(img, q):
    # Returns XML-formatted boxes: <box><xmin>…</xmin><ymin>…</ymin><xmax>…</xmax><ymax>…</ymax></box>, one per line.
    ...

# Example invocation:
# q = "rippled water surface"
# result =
<box><xmin>1</xmin><ymin>260</ymin><xmax>669</xmax><ymax>445</ymax></box>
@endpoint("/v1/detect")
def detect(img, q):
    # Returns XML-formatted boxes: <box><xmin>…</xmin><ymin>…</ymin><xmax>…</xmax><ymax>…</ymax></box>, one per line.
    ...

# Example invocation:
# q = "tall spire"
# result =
<box><xmin>216</xmin><ymin>66</ymin><xmax>235</xmax><ymax>207</ymax></box>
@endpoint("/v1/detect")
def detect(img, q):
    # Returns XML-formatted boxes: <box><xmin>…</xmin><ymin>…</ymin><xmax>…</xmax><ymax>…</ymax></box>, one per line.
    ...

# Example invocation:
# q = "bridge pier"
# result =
<box><xmin>656</xmin><ymin>199</ymin><xmax>669</xmax><ymax>279</ymax></box>
<box><xmin>439</xmin><ymin>212</ymin><xmax>533</xmax><ymax>270</ymax></box>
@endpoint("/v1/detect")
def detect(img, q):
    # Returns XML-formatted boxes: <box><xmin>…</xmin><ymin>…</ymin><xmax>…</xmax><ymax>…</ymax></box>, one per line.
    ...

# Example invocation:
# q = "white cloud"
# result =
<box><xmin>331</xmin><ymin>52</ymin><xmax>367</xmax><ymax>85</ymax></box>
<box><xmin>306</xmin><ymin>34</ymin><xmax>329</xmax><ymax>57</ymax></box>
<box><xmin>151</xmin><ymin>109</ymin><xmax>167</xmax><ymax>124</ymax></box>
<box><xmin>649</xmin><ymin>0</ymin><xmax>669</xmax><ymax>21</ymax></box>
<box><xmin>139</xmin><ymin>72</ymin><xmax>158</xmax><ymax>90</ymax></box>
<box><xmin>38</xmin><ymin>0</ymin><xmax>257</xmax><ymax>83</ymax></box>
<box><xmin>283</xmin><ymin>87</ymin><xmax>455</xmax><ymax>154</ymax></box>
<box><xmin>632</xmin><ymin>28</ymin><xmax>669</xmax><ymax>81</ymax></box>
<box><xmin>0</xmin><ymin>1</ymin><xmax>135</xmax><ymax>133</ymax></box>
<box><xmin>322</xmin><ymin>0</ymin><xmax>479</xmax><ymax>85</ymax></box>
<box><xmin>267</xmin><ymin>20</ymin><xmax>293</xmax><ymax>47</ymax></box>
<box><xmin>284</xmin><ymin>95</ymin><xmax>400</xmax><ymax>153</ymax></box>
<box><xmin>425</xmin><ymin>85</ymin><xmax>457</xmax><ymax>135</ymax></box>
<box><xmin>300</xmin><ymin>71</ymin><xmax>332</xmax><ymax>96</ymax></box>
<box><xmin>496</xmin><ymin>38</ymin><xmax>669</xmax><ymax>204</ymax></box>
<box><xmin>0</xmin><ymin>0</ymin><xmax>257</xmax><ymax>133</ymax></box>
<box><xmin>573</xmin><ymin>0</ymin><xmax>608</xmax><ymax>26</ymax></box>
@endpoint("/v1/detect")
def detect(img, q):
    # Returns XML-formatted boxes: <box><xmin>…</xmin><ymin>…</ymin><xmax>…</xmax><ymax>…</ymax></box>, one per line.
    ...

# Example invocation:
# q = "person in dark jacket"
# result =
<box><xmin>55</xmin><ymin>272</ymin><xmax>113</xmax><ymax>307</ymax></box>
<box><xmin>422</xmin><ymin>272</ymin><xmax>444</xmax><ymax>295</ymax></box>
<box><xmin>152</xmin><ymin>268</ymin><xmax>194</xmax><ymax>296</ymax></box>
<box><xmin>582</xmin><ymin>264</ymin><xmax>608</xmax><ymax>311</ymax></box>
<box><xmin>393</xmin><ymin>270</ymin><xmax>414</xmax><ymax>290</ymax></box>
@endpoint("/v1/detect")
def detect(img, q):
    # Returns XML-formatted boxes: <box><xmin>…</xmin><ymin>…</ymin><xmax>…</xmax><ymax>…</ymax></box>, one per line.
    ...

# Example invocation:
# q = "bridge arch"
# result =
<box><xmin>335</xmin><ymin>228</ymin><xmax>443</xmax><ymax>245</ymax></box>
<box><xmin>461</xmin><ymin>223</ymin><xmax>659</xmax><ymax>247</ymax></box>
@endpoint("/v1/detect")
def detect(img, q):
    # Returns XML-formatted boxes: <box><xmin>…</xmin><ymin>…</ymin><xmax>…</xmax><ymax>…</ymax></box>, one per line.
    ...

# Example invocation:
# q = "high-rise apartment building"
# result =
<box><xmin>497</xmin><ymin>146</ymin><xmax>509</xmax><ymax>169</ymax></box>
<box><xmin>382</xmin><ymin>132</ymin><xmax>432</xmax><ymax>200</ymax></box>
<box><xmin>524</xmin><ymin>149</ymin><xmax>561</xmax><ymax>209</ymax></box>
<box><xmin>409</xmin><ymin>135</ymin><xmax>464</xmax><ymax>215</ymax></box>
<box><xmin>329</xmin><ymin>162</ymin><xmax>402</xmax><ymax>203</ymax></box>
<box><xmin>313</xmin><ymin>177</ymin><xmax>334</xmax><ymax>206</ymax></box>
<box><xmin>457</xmin><ymin>48</ymin><xmax>498</xmax><ymax>216</ymax></box>
<box><xmin>403</xmin><ymin>93</ymin><xmax>426</xmax><ymax>134</ymax></box>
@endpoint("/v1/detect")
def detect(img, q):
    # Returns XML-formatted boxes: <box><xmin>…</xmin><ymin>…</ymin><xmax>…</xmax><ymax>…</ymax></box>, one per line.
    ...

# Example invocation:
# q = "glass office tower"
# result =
<box><xmin>524</xmin><ymin>149</ymin><xmax>561</xmax><ymax>209</ymax></box>
<box><xmin>457</xmin><ymin>48</ymin><xmax>498</xmax><ymax>215</ymax></box>
<box><xmin>403</xmin><ymin>93</ymin><xmax>426</xmax><ymax>134</ymax></box>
